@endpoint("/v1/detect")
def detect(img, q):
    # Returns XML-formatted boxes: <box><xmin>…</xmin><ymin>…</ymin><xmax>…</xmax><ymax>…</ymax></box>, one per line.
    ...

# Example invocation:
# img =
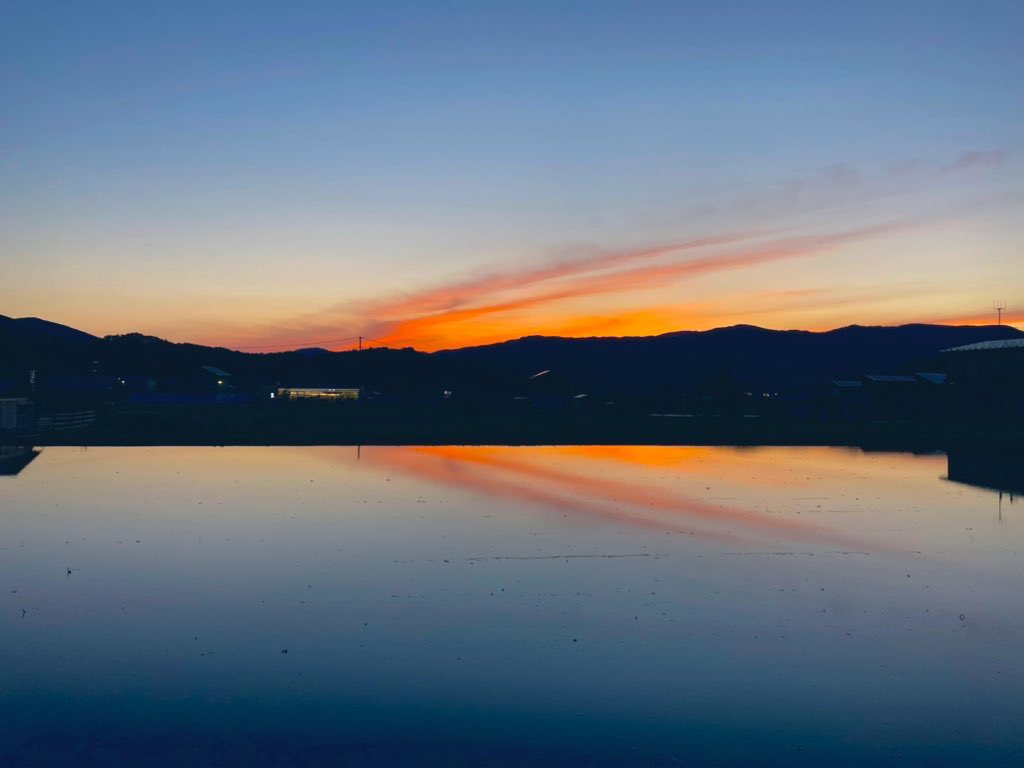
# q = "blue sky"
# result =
<box><xmin>2</xmin><ymin>1</ymin><xmax>1021</xmax><ymax>348</ymax></box>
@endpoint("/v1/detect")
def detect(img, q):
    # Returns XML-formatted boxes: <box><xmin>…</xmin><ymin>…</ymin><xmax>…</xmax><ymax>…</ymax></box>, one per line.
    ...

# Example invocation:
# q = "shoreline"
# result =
<box><xmin>14</xmin><ymin>403</ymin><xmax>1023</xmax><ymax>451</ymax></box>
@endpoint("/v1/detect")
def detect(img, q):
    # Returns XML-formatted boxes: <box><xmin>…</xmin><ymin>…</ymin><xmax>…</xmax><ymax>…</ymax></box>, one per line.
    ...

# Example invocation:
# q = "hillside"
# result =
<box><xmin>439</xmin><ymin>323</ymin><xmax>1024</xmax><ymax>395</ymax></box>
<box><xmin>2</xmin><ymin>316</ymin><xmax>1021</xmax><ymax>397</ymax></box>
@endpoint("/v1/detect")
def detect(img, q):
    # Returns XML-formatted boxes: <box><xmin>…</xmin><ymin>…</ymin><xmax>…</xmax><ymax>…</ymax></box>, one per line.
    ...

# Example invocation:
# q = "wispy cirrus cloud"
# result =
<box><xmin>348</xmin><ymin>231</ymin><xmax>762</xmax><ymax>320</ymax></box>
<box><xmin>222</xmin><ymin>229</ymin><xmax>767</xmax><ymax>349</ymax></box>
<box><xmin>698</xmin><ymin>148</ymin><xmax>1012</xmax><ymax>220</ymax></box>
<box><xmin>362</xmin><ymin>217</ymin><xmax>925</xmax><ymax>349</ymax></box>
<box><xmin>235</xmin><ymin>216</ymin><xmax>924</xmax><ymax>351</ymax></box>
<box><xmin>215</xmin><ymin>148</ymin><xmax>1012</xmax><ymax>351</ymax></box>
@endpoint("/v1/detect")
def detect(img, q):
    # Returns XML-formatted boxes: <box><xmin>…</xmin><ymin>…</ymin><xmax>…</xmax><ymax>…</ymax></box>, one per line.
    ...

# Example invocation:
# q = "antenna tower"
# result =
<box><xmin>994</xmin><ymin>299</ymin><xmax>1007</xmax><ymax>326</ymax></box>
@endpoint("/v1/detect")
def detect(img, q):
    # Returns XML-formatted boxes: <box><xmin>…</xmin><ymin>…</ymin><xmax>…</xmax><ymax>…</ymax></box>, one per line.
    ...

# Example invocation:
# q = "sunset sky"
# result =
<box><xmin>2</xmin><ymin>1</ymin><xmax>1022</xmax><ymax>351</ymax></box>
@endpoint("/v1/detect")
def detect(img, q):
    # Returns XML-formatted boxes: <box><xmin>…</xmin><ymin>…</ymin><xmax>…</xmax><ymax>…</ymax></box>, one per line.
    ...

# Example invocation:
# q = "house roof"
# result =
<box><xmin>914</xmin><ymin>372</ymin><xmax>947</xmax><ymax>385</ymax></box>
<box><xmin>278</xmin><ymin>385</ymin><xmax>360</xmax><ymax>391</ymax></box>
<box><xmin>943</xmin><ymin>338</ymin><xmax>1024</xmax><ymax>353</ymax></box>
<box><xmin>830</xmin><ymin>379</ymin><xmax>864</xmax><ymax>388</ymax></box>
<box><xmin>201</xmin><ymin>366</ymin><xmax>232</xmax><ymax>377</ymax></box>
<box><xmin>864</xmin><ymin>374</ymin><xmax>916</xmax><ymax>384</ymax></box>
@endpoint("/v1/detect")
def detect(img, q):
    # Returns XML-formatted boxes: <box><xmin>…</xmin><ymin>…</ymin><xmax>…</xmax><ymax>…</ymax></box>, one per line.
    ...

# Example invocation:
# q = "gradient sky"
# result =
<box><xmin>2</xmin><ymin>1</ymin><xmax>1022</xmax><ymax>351</ymax></box>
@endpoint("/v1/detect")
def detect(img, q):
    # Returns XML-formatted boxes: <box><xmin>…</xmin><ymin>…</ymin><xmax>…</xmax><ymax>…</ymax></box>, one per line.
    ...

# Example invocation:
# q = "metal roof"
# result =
<box><xmin>864</xmin><ymin>374</ymin><xmax>916</xmax><ymax>383</ymax></box>
<box><xmin>914</xmin><ymin>372</ymin><xmax>947</xmax><ymax>385</ymax></box>
<box><xmin>830</xmin><ymin>379</ymin><xmax>864</xmax><ymax>388</ymax></box>
<box><xmin>201</xmin><ymin>366</ymin><xmax>232</xmax><ymax>377</ymax></box>
<box><xmin>942</xmin><ymin>338</ymin><xmax>1024</xmax><ymax>353</ymax></box>
<box><xmin>278</xmin><ymin>386</ymin><xmax>360</xmax><ymax>391</ymax></box>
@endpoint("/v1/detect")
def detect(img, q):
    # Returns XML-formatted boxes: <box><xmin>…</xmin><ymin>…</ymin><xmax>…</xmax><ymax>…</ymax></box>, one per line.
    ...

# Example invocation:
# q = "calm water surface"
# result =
<box><xmin>1</xmin><ymin>446</ymin><xmax>1022</xmax><ymax>766</ymax></box>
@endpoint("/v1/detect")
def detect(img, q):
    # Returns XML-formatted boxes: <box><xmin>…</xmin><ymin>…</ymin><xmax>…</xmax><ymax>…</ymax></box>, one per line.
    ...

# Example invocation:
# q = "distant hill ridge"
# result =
<box><xmin>2</xmin><ymin>315</ymin><xmax>1021</xmax><ymax>396</ymax></box>
<box><xmin>435</xmin><ymin>322</ymin><xmax>1024</xmax><ymax>394</ymax></box>
<box><xmin>0</xmin><ymin>314</ymin><xmax>99</xmax><ymax>344</ymax></box>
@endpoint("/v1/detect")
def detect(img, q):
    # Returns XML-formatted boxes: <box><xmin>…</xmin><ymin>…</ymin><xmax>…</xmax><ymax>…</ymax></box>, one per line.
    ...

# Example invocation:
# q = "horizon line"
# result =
<box><xmin>8</xmin><ymin>314</ymin><xmax>1021</xmax><ymax>355</ymax></box>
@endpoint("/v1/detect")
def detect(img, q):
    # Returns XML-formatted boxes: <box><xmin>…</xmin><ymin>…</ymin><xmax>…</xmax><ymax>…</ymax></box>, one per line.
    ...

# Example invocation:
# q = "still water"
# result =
<box><xmin>1</xmin><ymin>446</ymin><xmax>1021</xmax><ymax>766</ymax></box>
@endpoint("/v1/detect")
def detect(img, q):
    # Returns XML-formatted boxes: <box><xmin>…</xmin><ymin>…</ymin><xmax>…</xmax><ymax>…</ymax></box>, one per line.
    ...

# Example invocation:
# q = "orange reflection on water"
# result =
<box><xmin>367</xmin><ymin>445</ymin><xmax>877</xmax><ymax>549</ymax></box>
<box><xmin>545</xmin><ymin>444</ymin><xmax>822</xmax><ymax>490</ymax></box>
<box><xmin>364</xmin><ymin>444</ymin><xmax>739</xmax><ymax>539</ymax></box>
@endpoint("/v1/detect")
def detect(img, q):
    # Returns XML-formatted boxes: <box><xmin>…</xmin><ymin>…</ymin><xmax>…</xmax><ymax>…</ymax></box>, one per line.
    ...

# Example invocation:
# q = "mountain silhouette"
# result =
<box><xmin>436</xmin><ymin>323</ymin><xmax>1024</xmax><ymax>396</ymax></box>
<box><xmin>0</xmin><ymin>315</ymin><xmax>101</xmax><ymax>370</ymax></box>
<box><xmin>2</xmin><ymin>315</ymin><xmax>1021</xmax><ymax>397</ymax></box>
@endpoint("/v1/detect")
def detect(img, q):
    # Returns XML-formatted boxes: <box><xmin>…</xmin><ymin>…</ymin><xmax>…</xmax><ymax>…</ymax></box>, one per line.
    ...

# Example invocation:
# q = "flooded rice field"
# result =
<box><xmin>1</xmin><ymin>445</ymin><xmax>1022</xmax><ymax>766</ymax></box>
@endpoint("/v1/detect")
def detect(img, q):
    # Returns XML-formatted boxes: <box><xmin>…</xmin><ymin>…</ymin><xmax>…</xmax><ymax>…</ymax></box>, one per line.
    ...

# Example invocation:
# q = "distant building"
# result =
<box><xmin>944</xmin><ymin>338</ymin><xmax>1024</xmax><ymax>354</ymax></box>
<box><xmin>942</xmin><ymin>338</ymin><xmax>1024</xmax><ymax>421</ymax></box>
<box><xmin>119</xmin><ymin>376</ymin><xmax>157</xmax><ymax>393</ymax></box>
<box><xmin>822</xmin><ymin>372</ymin><xmax>950</xmax><ymax>421</ymax></box>
<box><xmin>946</xmin><ymin>447</ymin><xmax>1024</xmax><ymax>496</ymax></box>
<box><xmin>862</xmin><ymin>374</ymin><xmax>919</xmax><ymax>420</ymax></box>
<box><xmin>914</xmin><ymin>372</ymin><xmax>947</xmax><ymax>386</ymax></box>
<box><xmin>943</xmin><ymin>339</ymin><xmax>1024</xmax><ymax>381</ymax></box>
<box><xmin>200</xmin><ymin>366</ymin><xmax>233</xmax><ymax>389</ymax></box>
<box><xmin>0</xmin><ymin>398</ymin><xmax>35</xmax><ymax>435</ymax></box>
<box><xmin>826</xmin><ymin>380</ymin><xmax>868</xmax><ymax>421</ymax></box>
<box><xmin>863</xmin><ymin>374</ymin><xmax>916</xmax><ymax>385</ymax></box>
<box><xmin>33</xmin><ymin>374</ymin><xmax>158</xmax><ymax>408</ymax></box>
<box><xmin>38</xmin><ymin>375</ymin><xmax>119</xmax><ymax>394</ymax></box>
<box><xmin>276</xmin><ymin>386</ymin><xmax>361</xmax><ymax>401</ymax></box>
<box><xmin>0</xmin><ymin>445</ymin><xmax>40</xmax><ymax>476</ymax></box>
<box><xmin>153</xmin><ymin>366</ymin><xmax>235</xmax><ymax>396</ymax></box>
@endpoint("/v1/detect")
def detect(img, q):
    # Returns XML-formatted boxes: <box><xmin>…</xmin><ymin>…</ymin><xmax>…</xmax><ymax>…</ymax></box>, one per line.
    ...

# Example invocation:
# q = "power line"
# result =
<box><xmin>229</xmin><ymin>335</ymin><xmax>385</xmax><ymax>352</ymax></box>
<box><xmin>230</xmin><ymin>336</ymin><xmax>358</xmax><ymax>350</ymax></box>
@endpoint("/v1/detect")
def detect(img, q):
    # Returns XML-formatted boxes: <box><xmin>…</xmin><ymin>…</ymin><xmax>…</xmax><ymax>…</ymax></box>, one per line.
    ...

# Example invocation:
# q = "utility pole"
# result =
<box><xmin>357</xmin><ymin>337</ymin><xmax>364</xmax><ymax>404</ymax></box>
<box><xmin>994</xmin><ymin>299</ymin><xmax>1007</xmax><ymax>326</ymax></box>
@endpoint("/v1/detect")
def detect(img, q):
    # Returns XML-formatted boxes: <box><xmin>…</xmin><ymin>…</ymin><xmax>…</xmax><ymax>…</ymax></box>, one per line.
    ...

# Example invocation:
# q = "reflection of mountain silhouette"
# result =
<box><xmin>0</xmin><ymin>445</ymin><xmax>40</xmax><ymax>477</ymax></box>
<box><xmin>946</xmin><ymin>448</ymin><xmax>1024</xmax><ymax>496</ymax></box>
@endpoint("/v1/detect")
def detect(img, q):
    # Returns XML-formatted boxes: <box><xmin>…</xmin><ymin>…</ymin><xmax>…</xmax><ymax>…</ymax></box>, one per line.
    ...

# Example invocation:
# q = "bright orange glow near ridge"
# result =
<box><xmin>3</xmin><ymin>0</ymin><xmax>1020</xmax><ymax>354</ymax></box>
<box><xmin>8</xmin><ymin>147</ymin><xmax>1013</xmax><ymax>352</ymax></box>
<box><xmin>218</xmin><ymin>214</ymin><xmax>1014</xmax><ymax>353</ymax></box>
<box><xmin>925</xmin><ymin>309</ymin><xmax>1024</xmax><ymax>327</ymax></box>
<box><xmin>359</xmin><ymin>221</ymin><xmax>903</xmax><ymax>350</ymax></box>
<box><xmin>6</xmin><ymin>143</ymin><xmax>1017</xmax><ymax>352</ymax></box>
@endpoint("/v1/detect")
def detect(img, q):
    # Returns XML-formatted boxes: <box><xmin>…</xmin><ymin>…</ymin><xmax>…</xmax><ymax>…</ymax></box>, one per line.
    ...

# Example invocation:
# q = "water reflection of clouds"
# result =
<box><xmin>366</xmin><ymin>446</ymin><xmax>877</xmax><ymax>550</ymax></box>
<box><xmin>3</xmin><ymin>448</ymin><xmax>1022</xmax><ymax>765</ymax></box>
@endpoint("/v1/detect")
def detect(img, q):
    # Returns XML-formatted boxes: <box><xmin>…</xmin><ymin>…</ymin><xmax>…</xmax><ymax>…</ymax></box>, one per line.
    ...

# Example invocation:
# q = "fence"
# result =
<box><xmin>36</xmin><ymin>410</ymin><xmax>97</xmax><ymax>432</ymax></box>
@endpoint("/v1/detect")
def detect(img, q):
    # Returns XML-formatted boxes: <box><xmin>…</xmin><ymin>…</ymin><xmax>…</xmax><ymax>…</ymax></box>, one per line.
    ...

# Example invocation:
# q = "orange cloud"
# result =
<box><xmin>217</xmin><ymin>206</ymin><xmax>951</xmax><ymax>352</ymax></box>
<box><xmin>210</xmin><ymin>230</ymin><xmax>763</xmax><ymax>351</ymax></box>
<box><xmin>367</xmin><ymin>219</ymin><xmax>921</xmax><ymax>350</ymax></box>
<box><xmin>352</xmin><ymin>232</ymin><xmax>763</xmax><ymax>320</ymax></box>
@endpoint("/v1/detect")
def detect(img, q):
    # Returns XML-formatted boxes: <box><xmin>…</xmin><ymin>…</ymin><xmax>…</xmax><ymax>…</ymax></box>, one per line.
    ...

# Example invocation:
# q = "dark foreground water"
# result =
<box><xmin>1</xmin><ymin>446</ymin><xmax>1022</xmax><ymax>766</ymax></box>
